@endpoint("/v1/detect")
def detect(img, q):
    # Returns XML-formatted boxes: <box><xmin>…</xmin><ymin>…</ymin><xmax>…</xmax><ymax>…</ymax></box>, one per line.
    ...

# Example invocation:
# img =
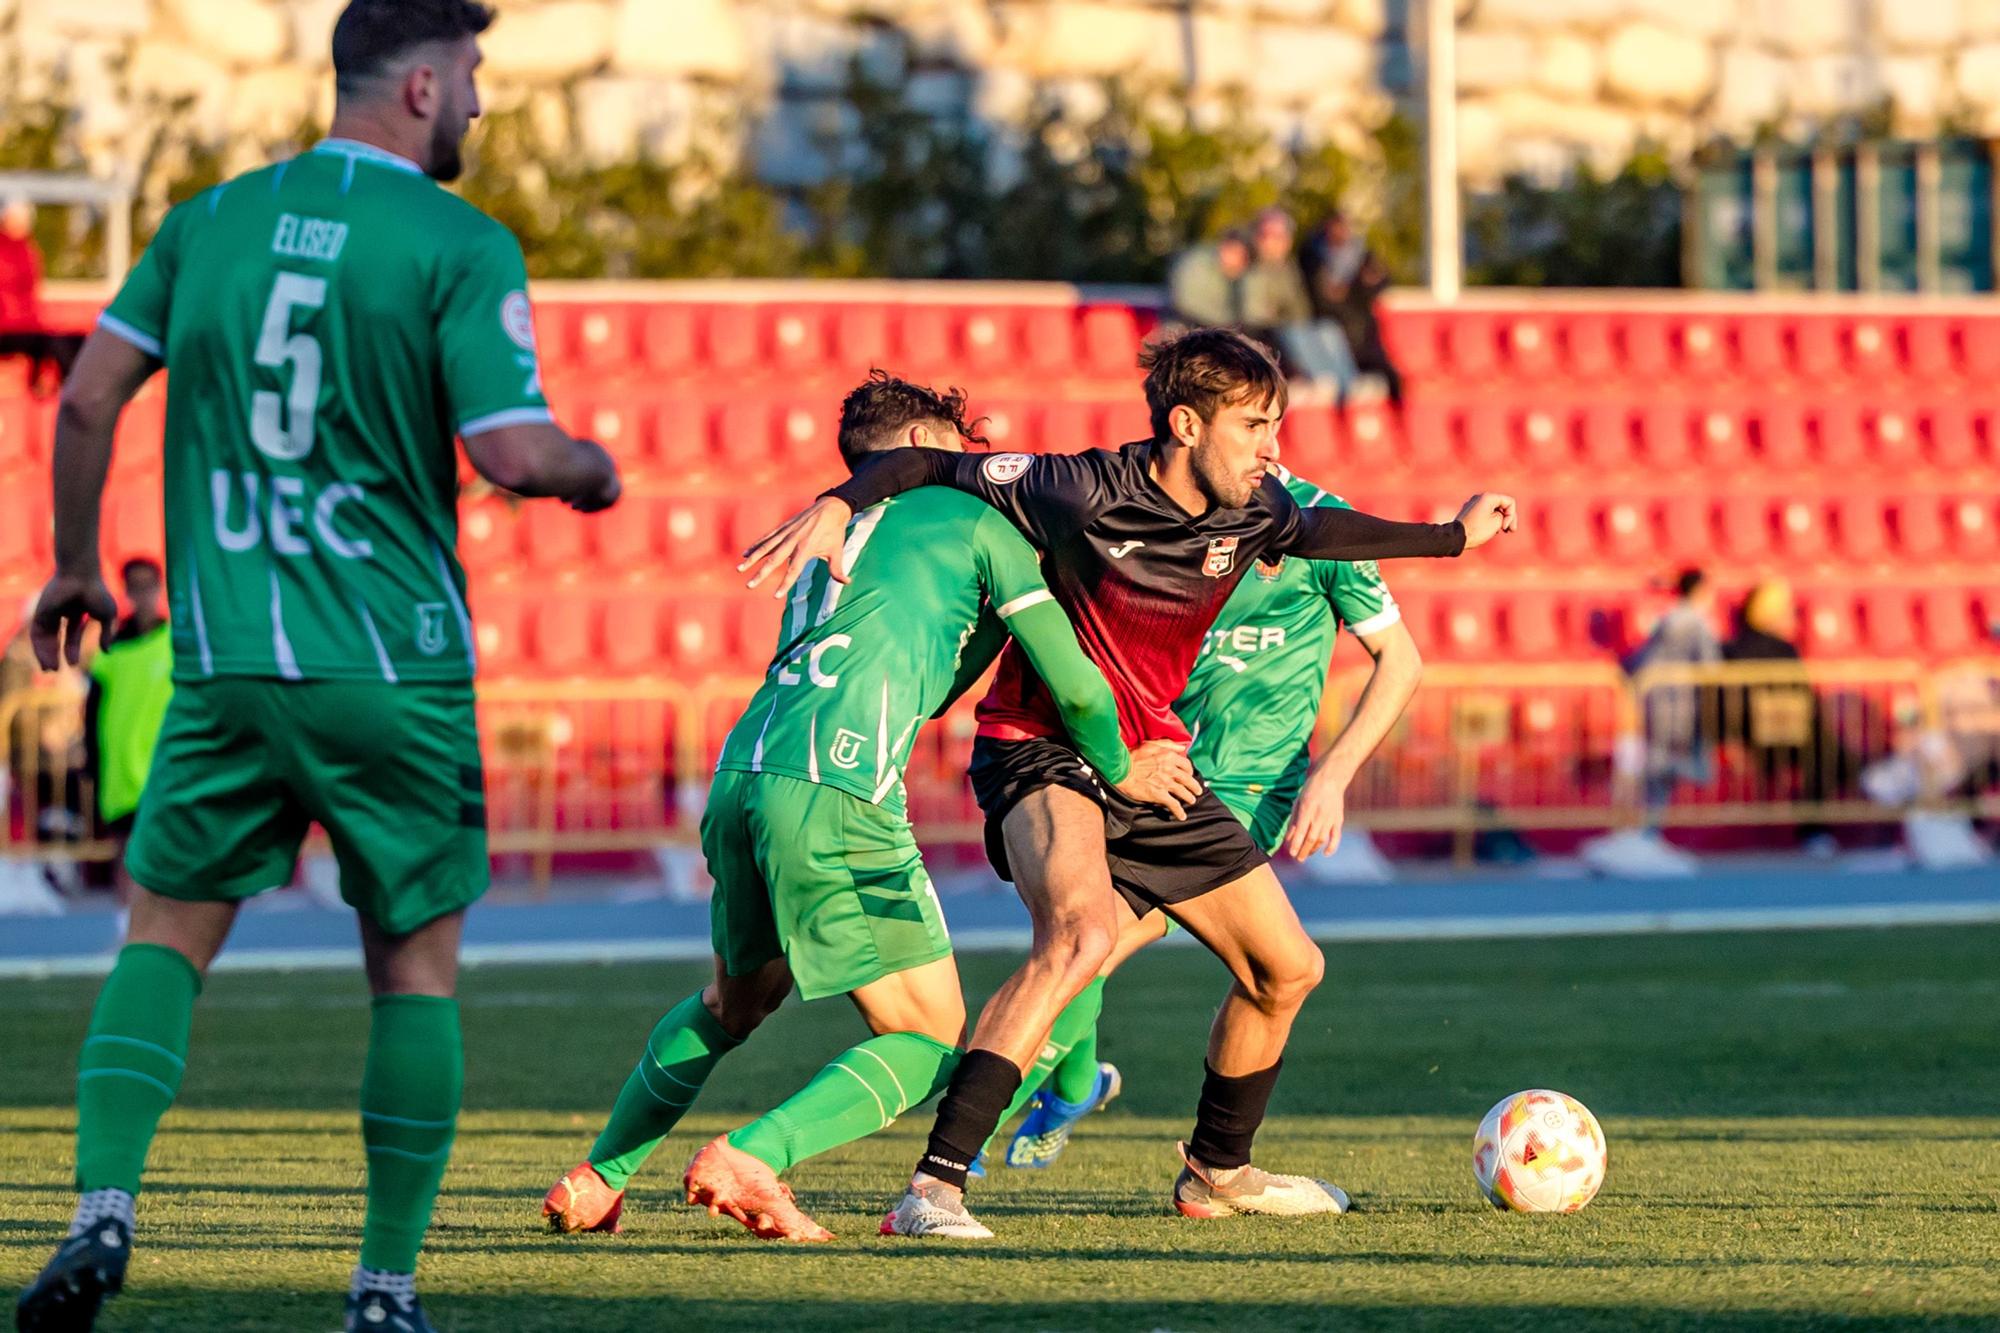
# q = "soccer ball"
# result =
<box><xmin>1471</xmin><ymin>1089</ymin><xmax>1606</xmax><ymax>1213</ymax></box>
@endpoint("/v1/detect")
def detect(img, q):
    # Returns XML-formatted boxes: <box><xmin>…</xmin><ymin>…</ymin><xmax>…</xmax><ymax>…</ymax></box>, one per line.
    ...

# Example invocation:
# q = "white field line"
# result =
<box><xmin>3</xmin><ymin>899</ymin><xmax>1998</xmax><ymax>980</ymax></box>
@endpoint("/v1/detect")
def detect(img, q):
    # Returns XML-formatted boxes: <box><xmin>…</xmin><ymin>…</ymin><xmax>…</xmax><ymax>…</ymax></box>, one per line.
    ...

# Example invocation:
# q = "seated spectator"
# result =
<box><xmin>84</xmin><ymin>559</ymin><xmax>174</xmax><ymax>895</ymax></box>
<box><xmin>1242</xmin><ymin>207</ymin><xmax>1356</xmax><ymax>396</ymax></box>
<box><xmin>1167</xmin><ymin>229</ymin><xmax>1250</xmax><ymax>331</ymax></box>
<box><xmin>1303</xmin><ymin>210</ymin><xmax>1404</xmax><ymax>405</ymax></box>
<box><xmin>0</xmin><ymin>196</ymin><xmax>85</xmax><ymax>396</ymax></box>
<box><xmin>1626</xmin><ymin>568</ymin><xmax>1722</xmax><ymax>810</ymax></box>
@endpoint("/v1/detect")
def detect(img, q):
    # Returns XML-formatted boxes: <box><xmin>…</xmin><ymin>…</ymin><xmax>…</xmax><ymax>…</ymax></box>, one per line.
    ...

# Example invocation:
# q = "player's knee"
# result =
<box><xmin>1248</xmin><ymin>943</ymin><xmax>1324</xmax><ymax>1015</ymax></box>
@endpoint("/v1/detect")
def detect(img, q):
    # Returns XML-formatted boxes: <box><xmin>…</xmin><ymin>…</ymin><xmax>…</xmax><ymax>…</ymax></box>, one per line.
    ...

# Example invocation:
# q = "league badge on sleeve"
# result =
<box><xmin>982</xmin><ymin>453</ymin><xmax>1032</xmax><ymax>484</ymax></box>
<box><xmin>1203</xmin><ymin>536</ymin><xmax>1240</xmax><ymax>577</ymax></box>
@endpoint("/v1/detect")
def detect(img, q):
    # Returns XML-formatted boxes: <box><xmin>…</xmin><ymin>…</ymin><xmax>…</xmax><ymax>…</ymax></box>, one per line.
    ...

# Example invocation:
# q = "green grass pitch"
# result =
<box><xmin>5</xmin><ymin>924</ymin><xmax>1998</xmax><ymax>1331</ymax></box>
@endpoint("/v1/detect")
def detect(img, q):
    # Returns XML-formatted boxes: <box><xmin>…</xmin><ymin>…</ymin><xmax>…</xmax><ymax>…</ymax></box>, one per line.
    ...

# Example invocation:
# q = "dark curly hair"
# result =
<box><xmin>837</xmin><ymin>370</ymin><xmax>989</xmax><ymax>466</ymax></box>
<box><xmin>333</xmin><ymin>0</ymin><xmax>495</xmax><ymax>94</ymax></box>
<box><xmin>1138</xmin><ymin>327</ymin><xmax>1288</xmax><ymax>441</ymax></box>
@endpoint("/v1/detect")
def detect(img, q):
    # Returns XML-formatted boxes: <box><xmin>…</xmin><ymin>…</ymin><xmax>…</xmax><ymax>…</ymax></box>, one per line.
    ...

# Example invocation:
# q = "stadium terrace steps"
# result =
<box><xmin>5</xmin><ymin>291</ymin><xmax>1997</xmax><ymax>674</ymax></box>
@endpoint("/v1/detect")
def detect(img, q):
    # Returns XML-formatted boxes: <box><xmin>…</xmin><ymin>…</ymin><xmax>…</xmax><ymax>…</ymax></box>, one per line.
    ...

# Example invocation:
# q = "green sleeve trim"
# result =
<box><xmin>1006</xmin><ymin>599</ymin><xmax>1129</xmax><ymax>785</ymax></box>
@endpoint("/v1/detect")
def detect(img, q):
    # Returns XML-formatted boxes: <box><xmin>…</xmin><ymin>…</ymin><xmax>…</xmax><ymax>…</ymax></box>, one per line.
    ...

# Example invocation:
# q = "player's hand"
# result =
<box><xmin>1454</xmin><ymin>493</ymin><xmax>1518</xmax><ymax>550</ymax></box>
<box><xmin>740</xmin><ymin>497</ymin><xmax>854</xmax><ymax>599</ymax></box>
<box><xmin>30</xmin><ymin>571</ymin><xmax>116</xmax><ymax>670</ymax></box>
<box><xmin>1114</xmin><ymin>740</ymin><xmax>1202</xmax><ymax>821</ymax></box>
<box><xmin>566</xmin><ymin>439</ymin><xmax>622</xmax><ymax>514</ymax></box>
<box><xmin>1284</xmin><ymin>763</ymin><xmax>1351</xmax><ymax>860</ymax></box>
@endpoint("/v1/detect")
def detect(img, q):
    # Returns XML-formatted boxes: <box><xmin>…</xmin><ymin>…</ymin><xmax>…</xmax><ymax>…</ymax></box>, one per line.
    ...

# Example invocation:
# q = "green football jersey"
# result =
<box><xmin>1180</xmin><ymin>469</ymin><xmax>1400</xmax><ymax>803</ymax></box>
<box><xmin>718</xmin><ymin>489</ymin><xmax>1069</xmax><ymax>817</ymax></box>
<box><xmin>99</xmin><ymin>138</ymin><xmax>551</xmax><ymax>683</ymax></box>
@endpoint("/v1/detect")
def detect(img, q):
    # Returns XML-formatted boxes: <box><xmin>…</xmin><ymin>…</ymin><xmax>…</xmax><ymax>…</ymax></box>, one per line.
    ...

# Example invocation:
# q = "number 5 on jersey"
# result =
<box><xmin>251</xmin><ymin>272</ymin><xmax>327</xmax><ymax>461</ymax></box>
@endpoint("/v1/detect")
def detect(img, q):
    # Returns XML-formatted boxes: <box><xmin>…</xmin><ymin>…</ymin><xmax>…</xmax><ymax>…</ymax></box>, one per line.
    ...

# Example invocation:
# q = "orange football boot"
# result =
<box><xmin>543</xmin><ymin>1161</ymin><xmax>625</xmax><ymax>1234</ymax></box>
<box><xmin>683</xmin><ymin>1135</ymin><xmax>833</xmax><ymax>1242</ymax></box>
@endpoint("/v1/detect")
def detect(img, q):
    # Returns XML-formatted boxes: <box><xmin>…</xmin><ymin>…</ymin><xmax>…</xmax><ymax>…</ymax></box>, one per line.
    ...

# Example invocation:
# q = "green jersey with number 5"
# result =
<box><xmin>98</xmin><ymin>138</ymin><xmax>550</xmax><ymax>684</ymax></box>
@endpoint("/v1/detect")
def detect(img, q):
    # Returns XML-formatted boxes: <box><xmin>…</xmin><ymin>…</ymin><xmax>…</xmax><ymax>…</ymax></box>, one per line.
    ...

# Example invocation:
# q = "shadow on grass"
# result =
<box><xmin>89</xmin><ymin>1288</ymin><xmax>2000</xmax><ymax>1333</ymax></box>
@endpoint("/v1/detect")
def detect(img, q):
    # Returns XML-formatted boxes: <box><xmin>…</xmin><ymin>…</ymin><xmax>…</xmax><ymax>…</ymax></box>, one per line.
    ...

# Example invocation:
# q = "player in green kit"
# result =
<box><xmin>990</xmin><ymin>463</ymin><xmax>1424</xmax><ymax>1172</ymax></box>
<box><xmin>18</xmin><ymin>5</ymin><xmax>620</xmax><ymax>1331</ymax></box>
<box><xmin>542</xmin><ymin>374</ymin><xmax>1197</xmax><ymax>1243</ymax></box>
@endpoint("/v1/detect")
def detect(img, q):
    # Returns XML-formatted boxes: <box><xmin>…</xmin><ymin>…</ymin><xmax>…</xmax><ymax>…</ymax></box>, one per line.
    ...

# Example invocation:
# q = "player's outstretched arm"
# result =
<box><xmin>741</xmin><ymin>449</ymin><xmax>963</xmax><ymax>595</ymax></box>
<box><xmin>1285</xmin><ymin>618</ymin><xmax>1423</xmax><ymax>860</ymax></box>
<box><xmin>462</xmin><ymin>422</ymin><xmax>621</xmax><ymax>513</ymax></box>
<box><xmin>31</xmin><ymin>331</ymin><xmax>158</xmax><ymax>669</ymax></box>
<box><xmin>1280</xmin><ymin>494</ymin><xmax>1516</xmax><ymax>561</ymax></box>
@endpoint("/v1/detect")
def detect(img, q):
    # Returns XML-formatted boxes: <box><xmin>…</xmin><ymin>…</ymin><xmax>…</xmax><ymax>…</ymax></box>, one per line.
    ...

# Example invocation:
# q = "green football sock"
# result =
<box><xmin>74</xmin><ymin>942</ymin><xmax>200</xmax><ymax>1195</ymax></box>
<box><xmin>358</xmin><ymin>995</ymin><xmax>462</xmax><ymax>1274</ymax></box>
<box><xmin>1050</xmin><ymin>977</ymin><xmax>1106</xmax><ymax>1105</ymax></box>
<box><xmin>991</xmin><ymin>976</ymin><xmax>1107</xmax><ymax>1138</ymax></box>
<box><xmin>728</xmin><ymin>1032</ymin><xmax>958</xmax><ymax>1174</ymax></box>
<box><xmin>587</xmin><ymin>990</ymin><xmax>741</xmax><ymax>1190</ymax></box>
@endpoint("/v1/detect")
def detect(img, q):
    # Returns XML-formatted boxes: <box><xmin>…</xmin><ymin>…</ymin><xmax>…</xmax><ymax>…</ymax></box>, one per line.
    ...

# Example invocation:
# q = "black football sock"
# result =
<box><xmin>917</xmin><ymin>1049</ymin><xmax>1021</xmax><ymax>1190</ymax></box>
<box><xmin>1187</xmin><ymin>1058</ymin><xmax>1284</xmax><ymax>1171</ymax></box>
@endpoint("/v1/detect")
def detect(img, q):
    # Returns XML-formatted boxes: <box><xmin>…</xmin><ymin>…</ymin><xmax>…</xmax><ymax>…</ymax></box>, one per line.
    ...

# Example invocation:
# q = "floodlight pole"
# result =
<box><xmin>1423</xmin><ymin>0</ymin><xmax>1462</xmax><ymax>303</ymax></box>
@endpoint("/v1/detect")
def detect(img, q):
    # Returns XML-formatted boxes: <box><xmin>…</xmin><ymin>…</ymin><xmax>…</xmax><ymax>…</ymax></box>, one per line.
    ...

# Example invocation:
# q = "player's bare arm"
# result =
<box><xmin>31</xmin><ymin>329</ymin><xmax>160</xmax><ymax>668</ymax></box>
<box><xmin>1285</xmin><ymin>618</ymin><xmax>1423</xmax><ymax>860</ymax></box>
<box><xmin>462</xmin><ymin>421</ymin><xmax>621</xmax><ymax>513</ymax></box>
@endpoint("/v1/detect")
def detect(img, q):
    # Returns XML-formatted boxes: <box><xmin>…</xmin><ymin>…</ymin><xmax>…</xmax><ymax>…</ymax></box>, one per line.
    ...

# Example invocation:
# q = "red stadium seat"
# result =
<box><xmin>1578</xmin><ymin>402</ymin><xmax>1635</xmax><ymax>470</ymax></box>
<box><xmin>1078</xmin><ymin>305</ymin><xmax>1141</xmax><ymax>377</ymax></box>
<box><xmin>1889</xmin><ymin>494</ymin><xmax>1946</xmax><ymax>558</ymax></box>
<box><xmin>603</xmin><ymin>598</ymin><xmax>665</xmax><ymax>676</ymax></box>
<box><xmin>0</xmin><ymin>482</ymin><xmax>46</xmax><ymax>572</ymax></box>
<box><xmin>1694</xmin><ymin>407</ymin><xmax>1747</xmax><ymax>468</ymax></box>
<box><xmin>1659</xmin><ymin>495</ymin><xmax>1712</xmax><ymax>559</ymax></box>
<box><xmin>1904</xmin><ymin>317</ymin><xmax>1956</xmax><ymax>380</ymax></box>
<box><xmin>1800</xmin><ymin>592</ymin><xmax>1858</xmax><ymax>656</ymax></box>
<box><xmin>1791</xmin><ymin>318</ymin><xmax>1841</xmax><ymax>380</ymax></box>
<box><xmin>1398</xmin><ymin>399</ymin><xmax>1452</xmax><ymax>469</ymax></box>
<box><xmin>593</xmin><ymin>495</ymin><xmax>657</xmax><ymax>570</ymax></box>
<box><xmin>1600</xmin><ymin>498</ymin><xmax>1652</xmax><ymax>563</ymax></box>
<box><xmin>662</xmin><ymin>597</ymin><xmax>728</xmax><ymax>672</ymax></box>
<box><xmin>769</xmin><ymin>307</ymin><xmax>828</xmax><ymax>375</ymax></box>
<box><xmin>1342</xmin><ymin>403</ymin><xmax>1403</xmax><ymax>470</ymax></box>
<box><xmin>1503</xmin><ymin>591</ymin><xmax>1563</xmax><ymax>659</ymax></box>
<box><xmin>1922</xmin><ymin>406</ymin><xmax>1983</xmax><ymax>469</ymax></box>
<box><xmin>647</xmin><ymin>395</ymin><xmax>715</xmax><ymax>475</ymax></box>
<box><xmin>1560</xmin><ymin>313</ymin><xmax>1616</xmax><ymax>381</ymax></box>
<box><xmin>724</xmin><ymin>496</ymin><xmax>794</xmax><ymax>558</ymax></box>
<box><xmin>971</xmin><ymin>398</ymin><xmax>1037</xmax><ymax>452</ymax></box>
<box><xmin>1734</xmin><ymin>314</ymin><xmax>1788</xmax><ymax>381</ymax></box>
<box><xmin>830</xmin><ymin>304</ymin><xmax>892</xmax><ymax>370</ymax></box>
<box><xmin>1101</xmin><ymin>398</ymin><xmax>1151</xmax><ymax>443</ymax></box>
<box><xmin>1540</xmin><ymin>498</ymin><xmax>1595</xmax><ymax>564</ymax></box>
<box><xmin>1718</xmin><ymin>495</ymin><xmax>1774</xmax><ymax>559</ymax></box>
<box><xmin>896</xmin><ymin>305</ymin><xmax>956</xmax><ymax>372</ymax></box>
<box><xmin>1040</xmin><ymin>400</ymin><xmax>1100</xmax><ymax>452</ymax></box>
<box><xmin>112</xmin><ymin>390</ymin><xmax>166</xmax><ymax>477</ymax></box>
<box><xmin>1918</xmin><ymin>588</ymin><xmax>1977</xmax><ymax>656</ymax></box>
<box><xmin>1675</xmin><ymin>318</ymin><xmax>1728</xmax><ymax>380</ymax></box>
<box><xmin>660</xmin><ymin>497</ymin><xmax>727</xmax><ymax>564</ymax></box>
<box><xmin>1864</xmin><ymin>407</ymin><xmax>1918</xmax><ymax>469</ymax></box>
<box><xmin>572</xmin><ymin>393</ymin><xmax>651</xmax><ymax>472</ymax></box>
<box><xmin>1442</xmin><ymin>314</ymin><xmax>1501</xmax><ymax>380</ymax></box>
<box><xmin>1502</xmin><ymin>318</ymin><xmax>1557</xmax><ymax>379</ymax></box>
<box><xmin>729</xmin><ymin>596</ymin><xmax>785</xmax><ymax>669</ymax></box>
<box><xmin>638</xmin><ymin>304</ymin><xmax>698</xmax><ymax>374</ymax></box>
<box><xmin>1858</xmin><ymin>590</ymin><xmax>1918</xmax><ymax>656</ymax></box>
<box><xmin>1752</xmin><ymin>403</ymin><xmax>1809</xmax><ymax>468</ymax></box>
<box><xmin>1019</xmin><ymin>307</ymin><xmax>1079</xmax><ymax>376</ymax></box>
<box><xmin>770</xmin><ymin>395</ymin><xmax>840</xmax><ymax>466</ymax></box>
<box><xmin>1844</xmin><ymin>319</ymin><xmax>1896</xmax><ymax>382</ymax></box>
<box><xmin>1774</xmin><ymin>498</ymin><xmax>1824</xmax><ymax>559</ymax></box>
<box><xmin>1435</xmin><ymin>593</ymin><xmax>1498</xmax><ymax>661</ymax></box>
<box><xmin>0</xmin><ymin>393</ymin><xmax>36</xmax><ymax>473</ymax></box>
<box><xmin>1636</xmin><ymin>404</ymin><xmax>1693</xmax><ymax>470</ymax></box>
<box><xmin>531</xmin><ymin>598</ymin><xmax>596</xmax><ymax>676</ymax></box>
<box><xmin>1831</xmin><ymin>498</ymin><xmax>1888</xmax><ymax>562</ymax></box>
<box><xmin>1515</xmin><ymin>405</ymin><xmax>1571</xmax><ymax>470</ymax></box>
<box><xmin>1280</xmin><ymin>407</ymin><xmax>1338</xmax><ymax>475</ymax></box>
<box><xmin>1619</xmin><ymin>314</ymin><xmax>1671</xmax><ymax>382</ymax></box>
<box><xmin>1811</xmin><ymin>404</ymin><xmax>1865</xmax><ymax>469</ymax></box>
<box><xmin>958</xmin><ymin>309</ymin><xmax>1013</xmax><ymax>375</ymax></box>
<box><xmin>103</xmin><ymin>491</ymin><xmax>163</xmax><ymax>570</ymax></box>
<box><xmin>712</xmin><ymin>399</ymin><xmax>779</xmax><ymax>471</ymax></box>
<box><xmin>1948</xmin><ymin>496</ymin><xmax>1997</xmax><ymax>559</ymax></box>
<box><xmin>1459</xmin><ymin>402</ymin><xmax>1511</xmax><ymax>468</ymax></box>
<box><xmin>704</xmin><ymin>305</ymin><xmax>763</xmax><ymax>373</ymax></box>
<box><xmin>520</xmin><ymin>505</ymin><xmax>590</xmax><ymax>575</ymax></box>
<box><xmin>571</xmin><ymin>305</ymin><xmax>640</xmax><ymax>375</ymax></box>
<box><xmin>472</xmin><ymin>590</ymin><xmax>529</xmax><ymax>677</ymax></box>
<box><xmin>1960</xmin><ymin>319</ymin><xmax>2000</xmax><ymax>379</ymax></box>
<box><xmin>1383</xmin><ymin>308</ymin><xmax>1441</xmax><ymax>379</ymax></box>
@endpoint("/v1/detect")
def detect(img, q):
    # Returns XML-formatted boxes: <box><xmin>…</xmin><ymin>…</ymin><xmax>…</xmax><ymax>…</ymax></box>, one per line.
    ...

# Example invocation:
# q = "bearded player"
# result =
<box><xmin>17</xmin><ymin>4</ymin><xmax>623</xmax><ymax>1330</ymax></box>
<box><xmin>540</xmin><ymin>372</ymin><xmax>1195</xmax><ymax>1244</ymax></box>
<box><xmin>743</xmin><ymin>328</ymin><xmax>1514</xmax><ymax>1237</ymax></box>
<box><xmin>995</xmin><ymin>463</ymin><xmax>1423</xmax><ymax>1171</ymax></box>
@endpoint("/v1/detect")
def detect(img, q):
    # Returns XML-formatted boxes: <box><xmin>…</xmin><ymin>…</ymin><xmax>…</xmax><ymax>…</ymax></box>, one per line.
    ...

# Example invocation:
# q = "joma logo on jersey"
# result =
<box><xmin>829</xmin><ymin>728</ymin><xmax>868</xmax><ymax>770</ymax></box>
<box><xmin>1202</xmin><ymin>536</ymin><xmax>1240</xmax><ymax>577</ymax></box>
<box><xmin>211</xmin><ymin>470</ymin><xmax>372</xmax><ymax>560</ymax></box>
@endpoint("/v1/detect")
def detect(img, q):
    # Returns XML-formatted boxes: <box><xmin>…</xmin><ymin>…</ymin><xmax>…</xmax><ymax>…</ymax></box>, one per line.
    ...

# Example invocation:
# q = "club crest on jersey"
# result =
<box><xmin>1203</xmin><ymin>536</ymin><xmax>1240</xmax><ymax>577</ymax></box>
<box><xmin>1254</xmin><ymin>556</ymin><xmax>1285</xmax><ymax>582</ymax></box>
<box><xmin>501</xmin><ymin>291</ymin><xmax>536</xmax><ymax>351</ymax></box>
<box><xmin>982</xmin><ymin>453</ymin><xmax>1032</xmax><ymax>484</ymax></box>
<box><xmin>416</xmin><ymin>604</ymin><xmax>449</xmax><ymax>656</ymax></box>
<box><xmin>829</xmin><ymin>728</ymin><xmax>867</xmax><ymax>770</ymax></box>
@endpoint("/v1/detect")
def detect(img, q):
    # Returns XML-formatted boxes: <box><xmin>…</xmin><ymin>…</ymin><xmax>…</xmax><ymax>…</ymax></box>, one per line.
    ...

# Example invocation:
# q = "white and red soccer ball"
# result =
<box><xmin>1472</xmin><ymin>1089</ymin><xmax>1606</xmax><ymax>1213</ymax></box>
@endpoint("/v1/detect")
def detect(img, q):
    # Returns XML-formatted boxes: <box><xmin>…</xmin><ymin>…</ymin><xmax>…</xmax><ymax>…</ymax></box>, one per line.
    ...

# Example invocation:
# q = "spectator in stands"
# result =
<box><xmin>1</xmin><ymin>592</ymin><xmax>90</xmax><ymax>858</ymax></box>
<box><xmin>1167</xmin><ymin>229</ymin><xmax>1251</xmax><ymax>331</ymax></box>
<box><xmin>0</xmin><ymin>196</ymin><xmax>85</xmax><ymax>396</ymax></box>
<box><xmin>1303</xmin><ymin>210</ymin><xmax>1404</xmax><ymax>406</ymax></box>
<box><xmin>84</xmin><ymin>559</ymin><xmax>173</xmax><ymax>893</ymax></box>
<box><xmin>1629</xmin><ymin>567</ymin><xmax>1721</xmax><ymax>809</ymax></box>
<box><xmin>1242</xmin><ymin>207</ymin><xmax>1356</xmax><ymax>396</ymax></box>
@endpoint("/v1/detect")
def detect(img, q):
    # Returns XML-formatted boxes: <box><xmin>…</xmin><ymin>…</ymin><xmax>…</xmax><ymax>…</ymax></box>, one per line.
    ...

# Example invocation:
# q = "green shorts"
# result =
<box><xmin>126</xmin><ymin>678</ymin><xmax>488</xmax><ymax>936</ymax></box>
<box><xmin>1211</xmin><ymin>782</ymin><xmax>1299</xmax><ymax>857</ymax></box>
<box><xmin>703</xmin><ymin>768</ymin><xmax>952</xmax><ymax>1002</ymax></box>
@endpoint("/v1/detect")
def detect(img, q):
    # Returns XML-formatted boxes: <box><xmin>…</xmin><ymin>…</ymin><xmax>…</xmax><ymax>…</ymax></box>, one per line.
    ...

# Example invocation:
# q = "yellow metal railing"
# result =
<box><xmin>5</xmin><ymin>657</ymin><xmax>1997</xmax><ymax>885</ymax></box>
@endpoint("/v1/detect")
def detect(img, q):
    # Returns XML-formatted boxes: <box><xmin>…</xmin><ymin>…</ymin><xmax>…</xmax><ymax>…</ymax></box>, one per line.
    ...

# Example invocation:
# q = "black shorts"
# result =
<box><xmin>967</xmin><ymin>734</ymin><xmax>1268</xmax><ymax>916</ymax></box>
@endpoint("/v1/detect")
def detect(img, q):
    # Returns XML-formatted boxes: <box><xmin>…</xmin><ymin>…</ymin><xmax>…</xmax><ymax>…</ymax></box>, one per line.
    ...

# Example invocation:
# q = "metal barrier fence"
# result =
<box><xmin>5</xmin><ymin>659</ymin><xmax>1997</xmax><ymax>886</ymax></box>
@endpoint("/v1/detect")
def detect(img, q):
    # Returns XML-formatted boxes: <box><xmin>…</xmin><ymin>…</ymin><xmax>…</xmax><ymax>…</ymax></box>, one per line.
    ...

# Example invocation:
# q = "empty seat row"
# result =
<box><xmin>1386</xmin><ymin>307</ymin><xmax>2000</xmax><ymax>388</ymax></box>
<box><xmin>471</xmin><ymin>590</ymin><xmax>786</xmax><ymax>679</ymax></box>
<box><xmin>539</xmin><ymin>301</ymin><xmax>1153</xmax><ymax>383</ymax></box>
